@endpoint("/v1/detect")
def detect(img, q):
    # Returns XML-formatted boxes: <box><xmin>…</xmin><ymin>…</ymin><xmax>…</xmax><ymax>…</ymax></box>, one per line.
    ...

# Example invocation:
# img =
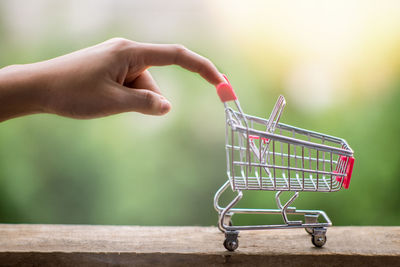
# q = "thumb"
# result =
<box><xmin>123</xmin><ymin>88</ymin><xmax>171</xmax><ymax>115</ymax></box>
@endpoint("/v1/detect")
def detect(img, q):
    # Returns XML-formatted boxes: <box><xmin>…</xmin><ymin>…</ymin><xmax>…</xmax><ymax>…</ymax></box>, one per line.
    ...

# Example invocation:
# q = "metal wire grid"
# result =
<box><xmin>225</xmin><ymin>109</ymin><xmax>353</xmax><ymax>192</ymax></box>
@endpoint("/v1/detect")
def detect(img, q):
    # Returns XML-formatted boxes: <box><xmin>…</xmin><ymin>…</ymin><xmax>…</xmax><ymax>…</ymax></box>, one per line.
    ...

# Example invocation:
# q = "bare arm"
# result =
<box><xmin>0</xmin><ymin>38</ymin><xmax>224</xmax><ymax>122</ymax></box>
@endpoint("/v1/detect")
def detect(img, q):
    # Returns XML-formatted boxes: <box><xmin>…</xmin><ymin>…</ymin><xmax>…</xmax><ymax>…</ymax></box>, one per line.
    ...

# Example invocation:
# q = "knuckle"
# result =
<box><xmin>107</xmin><ymin>38</ymin><xmax>133</xmax><ymax>53</ymax></box>
<box><xmin>204</xmin><ymin>58</ymin><xmax>213</xmax><ymax>67</ymax></box>
<box><xmin>143</xmin><ymin>91</ymin><xmax>157</xmax><ymax>111</ymax></box>
<box><xmin>202</xmin><ymin>58</ymin><xmax>213</xmax><ymax>68</ymax></box>
<box><xmin>109</xmin><ymin>37</ymin><xmax>129</xmax><ymax>45</ymax></box>
<box><xmin>173</xmin><ymin>44</ymin><xmax>187</xmax><ymax>53</ymax></box>
<box><xmin>172</xmin><ymin>44</ymin><xmax>187</xmax><ymax>63</ymax></box>
<box><xmin>197</xmin><ymin>58</ymin><xmax>212</xmax><ymax>74</ymax></box>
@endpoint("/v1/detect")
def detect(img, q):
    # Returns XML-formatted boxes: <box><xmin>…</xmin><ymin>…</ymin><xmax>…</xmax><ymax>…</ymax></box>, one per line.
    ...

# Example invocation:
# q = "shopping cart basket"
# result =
<box><xmin>213</xmin><ymin>75</ymin><xmax>355</xmax><ymax>251</ymax></box>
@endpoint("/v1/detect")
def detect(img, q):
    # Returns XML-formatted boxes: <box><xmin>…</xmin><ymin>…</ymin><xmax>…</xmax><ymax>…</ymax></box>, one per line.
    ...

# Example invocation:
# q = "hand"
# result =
<box><xmin>0</xmin><ymin>38</ymin><xmax>225</xmax><ymax>121</ymax></box>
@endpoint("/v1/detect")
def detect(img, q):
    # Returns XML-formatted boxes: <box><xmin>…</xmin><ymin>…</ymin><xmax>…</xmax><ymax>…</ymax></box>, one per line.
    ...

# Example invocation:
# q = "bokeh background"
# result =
<box><xmin>0</xmin><ymin>0</ymin><xmax>399</xmax><ymax>226</ymax></box>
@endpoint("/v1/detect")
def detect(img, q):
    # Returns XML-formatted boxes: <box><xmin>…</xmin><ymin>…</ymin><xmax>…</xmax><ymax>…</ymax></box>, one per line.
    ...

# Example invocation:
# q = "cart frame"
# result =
<box><xmin>213</xmin><ymin>75</ymin><xmax>354</xmax><ymax>251</ymax></box>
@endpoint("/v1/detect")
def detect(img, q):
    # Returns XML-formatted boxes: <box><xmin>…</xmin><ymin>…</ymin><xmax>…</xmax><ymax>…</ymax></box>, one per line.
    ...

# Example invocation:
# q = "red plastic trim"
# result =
<box><xmin>216</xmin><ymin>74</ymin><xmax>237</xmax><ymax>102</ymax></box>
<box><xmin>249</xmin><ymin>135</ymin><xmax>269</xmax><ymax>144</ymax></box>
<box><xmin>335</xmin><ymin>156</ymin><xmax>355</xmax><ymax>189</ymax></box>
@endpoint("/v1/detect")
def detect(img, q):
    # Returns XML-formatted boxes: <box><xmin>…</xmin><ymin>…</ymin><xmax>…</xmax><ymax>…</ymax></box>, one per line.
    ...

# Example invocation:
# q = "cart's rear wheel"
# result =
<box><xmin>224</xmin><ymin>231</ymin><xmax>239</xmax><ymax>252</ymax></box>
<box><xmin>311</xmin><ymin>234</ymin><xmax>327</xmax><ymax>247</ymax></box>
<box><xmin>223</xmin><ymin>238</ymin><xmax>239</xmax><ymax>251</ymax></box>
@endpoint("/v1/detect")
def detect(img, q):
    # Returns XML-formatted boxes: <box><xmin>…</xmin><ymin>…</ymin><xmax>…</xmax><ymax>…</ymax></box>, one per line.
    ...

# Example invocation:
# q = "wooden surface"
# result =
<box><xmin>0</xmin><ymin>224</ymin><xmax>399</xmax><ymax>266</ymax></box>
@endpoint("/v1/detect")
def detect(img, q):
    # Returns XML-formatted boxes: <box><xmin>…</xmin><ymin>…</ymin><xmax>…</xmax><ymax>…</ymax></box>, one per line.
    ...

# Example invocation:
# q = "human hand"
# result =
<box><xmin>0</xmin><ymin>38</ymin><xmax>224</xmax><ymax>121</ymax></box>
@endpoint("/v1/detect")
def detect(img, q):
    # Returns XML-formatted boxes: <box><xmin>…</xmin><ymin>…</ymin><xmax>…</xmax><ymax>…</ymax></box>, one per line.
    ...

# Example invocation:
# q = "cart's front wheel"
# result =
<box><xmin>311</xmin><ymin>234</ymin><xmax>327</xmax><ymax>247</ymax></box>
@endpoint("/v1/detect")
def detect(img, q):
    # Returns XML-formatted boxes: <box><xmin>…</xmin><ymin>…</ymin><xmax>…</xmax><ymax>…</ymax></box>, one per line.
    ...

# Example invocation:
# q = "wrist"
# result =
<box><xmin>0</xmin><ymin>63</ymin><xmax>48</xmax><ymax>121</ymax></box>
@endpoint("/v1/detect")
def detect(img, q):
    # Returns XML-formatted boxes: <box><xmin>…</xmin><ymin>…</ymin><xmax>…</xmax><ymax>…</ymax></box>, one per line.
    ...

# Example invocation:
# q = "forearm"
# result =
<box><xmin>0</xmin><ymin>39</ymin><xmax>224</xmax><ymax>121</ymax></box>
<box><xmin>0</xmin><ymin>64</ymin><xmax>47</xmax><ymax>122</ymax></box>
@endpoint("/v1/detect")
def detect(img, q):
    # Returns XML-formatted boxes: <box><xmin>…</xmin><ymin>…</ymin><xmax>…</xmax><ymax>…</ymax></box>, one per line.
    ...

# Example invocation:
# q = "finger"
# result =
<box><xmin>117</xmin><ymin>85</ymin><xmax>171</xmax><ymax>115</ymax></box>
<box><xmin>125</xmin><ymin>70</ymin><xmax>162</xmax><ymax>95</ymax></box>
<box><xmin>136</xmin><ymin>43</ymin><xmax>225</xmax><ymax>85</ymax></box>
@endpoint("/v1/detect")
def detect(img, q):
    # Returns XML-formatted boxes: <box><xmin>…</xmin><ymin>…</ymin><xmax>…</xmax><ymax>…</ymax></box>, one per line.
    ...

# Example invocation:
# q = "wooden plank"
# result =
<box><xmin>0</xmin><ymin>224</ymin><xmax>399</xmax><ymax>266</ymax></box>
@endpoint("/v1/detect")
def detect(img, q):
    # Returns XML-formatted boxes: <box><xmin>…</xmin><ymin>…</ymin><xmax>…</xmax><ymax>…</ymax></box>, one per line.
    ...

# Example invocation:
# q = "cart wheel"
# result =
<box><xmin>224</xmin><ymin>231</ymin><xmax>239</xmax><ymax>252</ymax></box>
<box><xmin>304</xmin><ymin>214</ymin><xmax>319</xmax><ymax>235</ymax></box>
<box><xmin>223</xmin><ymin>238</ymin><xmax>239</xmax><ymax>251</ymax></box>
<box><xmin>311</xmin><ymin>234</ymin><xmax>327</xmax><ymax>247</ymax></box>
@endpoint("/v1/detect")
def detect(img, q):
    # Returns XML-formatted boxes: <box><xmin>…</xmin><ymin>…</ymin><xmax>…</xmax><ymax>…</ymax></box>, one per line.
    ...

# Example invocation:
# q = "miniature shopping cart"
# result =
<box><xmin>213</xmin><ymin>75</ymin><xmax>355</xmax><ymax>251</ymax></box>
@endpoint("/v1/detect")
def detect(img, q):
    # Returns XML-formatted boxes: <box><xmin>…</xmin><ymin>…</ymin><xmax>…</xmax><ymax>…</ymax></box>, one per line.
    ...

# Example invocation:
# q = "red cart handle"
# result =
<box><xmin>216</xmin><ymin>74</ymin><xmax>237</xmax><ymax>102</ymax></box>
<box><xmin>335</xmin><ymin>156</ymin><xmax>355</xmax><ymax>189</ymax></box>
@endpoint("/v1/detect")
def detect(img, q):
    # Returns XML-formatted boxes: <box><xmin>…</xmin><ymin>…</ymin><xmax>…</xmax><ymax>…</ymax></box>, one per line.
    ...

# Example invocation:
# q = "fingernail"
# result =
<box><xmin>160</xmin><ymin>99</ymin><xmax>171</xmax><ymax>114</ymax></box>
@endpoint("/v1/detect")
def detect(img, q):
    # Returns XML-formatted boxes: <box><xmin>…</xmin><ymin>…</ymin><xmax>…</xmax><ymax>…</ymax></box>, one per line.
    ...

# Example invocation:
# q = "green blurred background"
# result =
<box><xmin>0</xmin><ymin>0</ymin><xmax>399</xmax><ymax>226</ymax></box>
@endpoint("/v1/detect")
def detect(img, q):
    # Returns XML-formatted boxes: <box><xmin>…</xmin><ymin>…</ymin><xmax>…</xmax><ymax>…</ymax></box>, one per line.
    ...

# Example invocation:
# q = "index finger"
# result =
<box><xmin>135</xmin><ymin>43</ymin><xmax>225</xmax><ymax>86</ymax></box>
